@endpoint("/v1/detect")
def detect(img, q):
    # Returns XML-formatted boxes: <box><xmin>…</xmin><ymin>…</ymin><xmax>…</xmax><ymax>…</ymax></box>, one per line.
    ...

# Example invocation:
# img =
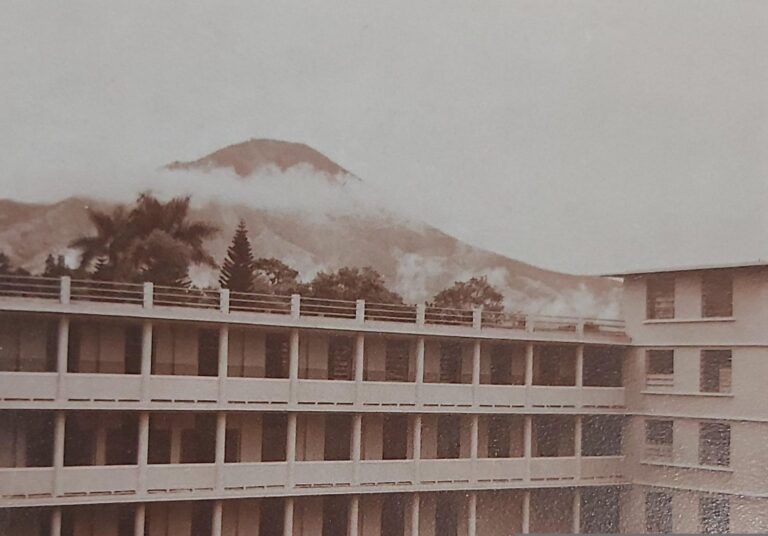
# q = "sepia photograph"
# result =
<box><xmin>0</xmin><ymin>1</ymin><xmax>766</xmax><ymax>534</ymax></box>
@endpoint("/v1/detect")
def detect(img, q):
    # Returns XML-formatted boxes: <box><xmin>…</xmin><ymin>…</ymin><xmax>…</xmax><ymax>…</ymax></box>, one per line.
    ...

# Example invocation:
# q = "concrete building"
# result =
<box><xmin>0</xmin><ymin>263</ymin><xmax>764</xmax><ymax>534</ymax></box>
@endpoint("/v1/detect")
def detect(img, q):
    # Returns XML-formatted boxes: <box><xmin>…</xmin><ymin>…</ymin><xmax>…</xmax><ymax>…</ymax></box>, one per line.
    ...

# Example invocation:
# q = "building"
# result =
<box><xmin>0</xmin><ymin>263</ymin><xmax>765</xmax><ymax>534</ymax></box>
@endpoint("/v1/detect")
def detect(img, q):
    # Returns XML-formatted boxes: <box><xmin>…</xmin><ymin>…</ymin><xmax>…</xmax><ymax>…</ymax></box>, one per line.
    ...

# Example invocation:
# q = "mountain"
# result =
<box><xmin>0</xmin><ymin>140</ymin><xmax>620</xmax><ymax>317</ymax></box>
<box><xmin>168</xmin><ymin>138</ymin><xmax>356</xmax><ymax>182</ymax></box>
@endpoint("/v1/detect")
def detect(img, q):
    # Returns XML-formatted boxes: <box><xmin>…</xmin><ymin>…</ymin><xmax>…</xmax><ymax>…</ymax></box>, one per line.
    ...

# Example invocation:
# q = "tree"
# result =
<box><xmin>431</xmin><ymin>276</ymin><xmax>504</xmax><ymax>312</ymax></box>
<box><xmin>0</xmin><ymin>251</ymin><xmax>29</xmax><ymax>276</ymax></box>
<box><xmin>70</xmin><ymin>192</ymin><xmax>219</xmax><ymax>285</ymax></box>
<box><xmin>309</xmin><ymin>266</ymin><xmax>403</xmax><ymax>304</ymax></box>
<box><xmin>253</xmin><ymin>257</ymin><xmax>302</xmax><ymax>294</ymax></box>
<box><xmin>42</xmin><ymin>254</ymin><xmax>73</xmax><ymax>277</ymax></box>
<box><xmin>219</xmin><ymin>221</ymin><xmax>256</xmax><ymax>292</ymax></box>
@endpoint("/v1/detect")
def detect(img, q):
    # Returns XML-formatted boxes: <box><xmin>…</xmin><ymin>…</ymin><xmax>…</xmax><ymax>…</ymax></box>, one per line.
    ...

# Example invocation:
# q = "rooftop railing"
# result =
<box><xmin>0</xmin><ymin>273</ymin><xmax>625</xmax><ymax>335</ymax></box>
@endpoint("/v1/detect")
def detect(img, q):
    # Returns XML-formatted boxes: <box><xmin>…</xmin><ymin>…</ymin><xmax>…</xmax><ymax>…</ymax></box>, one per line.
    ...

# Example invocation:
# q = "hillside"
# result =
<box><xmin>0</xmin><ymin>140</ymin><xmax>620</xmax><ymax>317</ymax></box>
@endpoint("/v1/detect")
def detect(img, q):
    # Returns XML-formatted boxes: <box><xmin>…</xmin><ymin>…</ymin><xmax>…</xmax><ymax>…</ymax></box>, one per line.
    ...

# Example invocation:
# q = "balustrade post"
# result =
<box><xmin>59</xmin><ymin>276</ymin><xmax>71</xmax><ymax>304</ymax></box>
<box><xmin>472</xmin><ymin>306</ymin><xmax>482</xmax><ymax>330</ymax></box>
<box><xmin>290</xmin><ymin>294</ymin><xmax>301</xmax><ymax>319</ymax></box>
<box><xmin>219</xmin><ymin>288</ymin><xmax>230</xmax><ymax>313</ymax></box>
<box><xmin>355</xmin><ymin>299</ymin><xmax>365</xmax><ymax>324</ymax></box>
<box><xmin>416</xmin><ymin>303</ymin><xmax>426</xmax><ymax>327</ymax></box>
<box><xmin>143</xmin><ymin>282</ymin><xmax>153</xmax><ymax>309</ymax></box>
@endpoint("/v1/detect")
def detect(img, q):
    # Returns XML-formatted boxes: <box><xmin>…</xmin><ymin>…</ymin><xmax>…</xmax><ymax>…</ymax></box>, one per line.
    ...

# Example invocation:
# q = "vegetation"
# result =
<box><xmin>42</xmin><ymin>254</ymin><xmax>74</xmax><ymax>277</ymax></box>
<box><xmin>219</xmin><ymin>221</ymin><xmax>256</xmax><ymax>292</ymax></box>
<box><xmin>70</xmin><ymin>193</ymin><xmax>219</xmax><ymax>286</ymax></box>
<box><xmin>0</xmin><ymin>251</ymin><xmax>29</xmax><ymax>276</ymax></box>
<box><xmin>308</xmin><ymin>266</ymin><xmax>403</xmax><ymax>304</ymax></box>
<box><xmin>253</xmin><ymin>257</ymin><xmax>305</xmax><ymax>295</ymax></box>
<box><xmin>431</xmin><ymin>276</ymin><xmax>504</xmax><ymax>312</ymax></box>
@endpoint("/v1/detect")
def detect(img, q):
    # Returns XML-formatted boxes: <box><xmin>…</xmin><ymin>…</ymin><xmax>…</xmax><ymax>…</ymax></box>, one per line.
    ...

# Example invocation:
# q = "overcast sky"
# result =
<box><xmin>1</xmin><ymin>1</ymin><xmax>767</xmax><ymax>274</ymax></box>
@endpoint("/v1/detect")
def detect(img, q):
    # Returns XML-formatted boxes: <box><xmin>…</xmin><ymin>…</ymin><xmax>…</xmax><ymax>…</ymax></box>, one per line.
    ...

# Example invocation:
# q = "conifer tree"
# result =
<box><xmin>219</xmin><ymin>220</ymin><xmax>256</xmax><ymax>292</ymax></box>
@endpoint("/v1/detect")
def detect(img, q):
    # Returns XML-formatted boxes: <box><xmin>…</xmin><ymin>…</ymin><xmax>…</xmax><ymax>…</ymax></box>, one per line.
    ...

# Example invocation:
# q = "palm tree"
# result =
<box><xmin>70</xmin><ymin>193</ymin><xmax>219</xmax><ymax>285</ymax></box>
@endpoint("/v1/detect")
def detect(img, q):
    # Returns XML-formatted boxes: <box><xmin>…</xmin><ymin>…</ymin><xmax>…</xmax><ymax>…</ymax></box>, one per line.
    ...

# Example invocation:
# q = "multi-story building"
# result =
<box><xmin>616</xmin><ymin>262</ymin><xmax>768</xmax><ymax>534</ymax></box>
<box><xmin>0</xmin><ymin>262</ymin><xmax>765</xmax><ymax>534</ymax></box>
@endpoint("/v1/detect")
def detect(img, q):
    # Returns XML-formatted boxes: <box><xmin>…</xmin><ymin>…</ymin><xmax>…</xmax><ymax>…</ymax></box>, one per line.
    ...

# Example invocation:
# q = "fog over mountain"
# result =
<box><xmin>0</xmin><ymin>139</ymin><xmax>620</xmax><ymax>317</ymax></box>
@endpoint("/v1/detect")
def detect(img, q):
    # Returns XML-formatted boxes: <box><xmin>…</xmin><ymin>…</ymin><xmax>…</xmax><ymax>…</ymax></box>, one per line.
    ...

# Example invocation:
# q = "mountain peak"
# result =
<box><xmin>167</xmin><ymin>138</ymin><xmax>355</xmax><ymax>180</ymax></box>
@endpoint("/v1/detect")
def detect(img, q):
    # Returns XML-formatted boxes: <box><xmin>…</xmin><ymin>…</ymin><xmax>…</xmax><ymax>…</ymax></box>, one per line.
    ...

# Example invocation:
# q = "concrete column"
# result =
<box><xmin>354</xmin><ymin>334</ymin><xmax>365</xmax><ymax>383</ymax></box>
<box><xmin>468</xmin><ymin>491</ymin><xmax>478</xmax><ymax>536</ymax></box>
<box><xmin>574</xmin><ymin>416</ymin><xmax>582</xmax><ymax>457</ymax></box>
<box><xmin>572</xmin><ymin>488</ymin><xmax>581</xmax><ymax>534</ymax></box>
<box><xmin>50</xmin><ymin>507</ymin><xmax>62</xmax><ymax>536</ymax></box>
<box><xmin>141</xmin><ymin>321</ymin><xmax>153</xmax><ymax>400</ymax></box>
<box><xmin>94</xmin><ymin>417</ymin><xmax>107</xmax><ymax>465</ymax></box>
<box><xmin>215</xmin><ymin>412</ymin><xmax>227</xmax><ymax>489</ymax></box>
<box><xmin>576</xmin><ymin>345</ymin><xmax>584</xmax><ymax>388</ymax></box>
<box><xmin>524</xmin><ymin>415</ymin><xmax>532</xmax><ymax>459</ymax></box>
<box><xmin>410</xmin><ymin>493</ymin><xmax>420</xmax><ymax>536</ymax></box>
<box><xmin>413</xmin><ymin>414</ymin><xmax>422</xmax><ymax>484</ymax></box>
<box><xmin>52</xmin><ymin>411</ymin><xmax>65</xmax><ymax>495</ymax></box>
<box><xmin>134</xmin><ymin>503</ymin><xmax>146</xmax><ymax>536</ymax></box>
<box><xmin>284</xmin><ymin>496</ymin><xmax>295</xmax><ymax>536</ymax></box>
<box><xmin>286</xmin><ymin>413</ymin><xmax>297</xmax><ymax>487</ymax></box>
<box><xmin>472</xmin><ymin>340</ymin><xmax>481</xmax><ymax>386</ymax></box>
<box><xmin>56</xmin><ymin>317</ymin><xmax>69</xmax><ymax>399</ymax></box>
<box><xmin>470</xmin><ymin>414</ymin><xmax>479</xmax><ymax>460</ymax></box>
<box><xmin>348</xmin><ymin>495</ymin><xmax>360</xmax><ymax>536</ymax></box>
<box><xmin>522</xmin><ymin>490</ymin><xmax>531</xmax><ymax>534</ymax></box>
<box><xmin>415</xmin><ymin>337</ymin><xmax>425</xmax><ymax>385</ymax></box>
<box><xmin>212</xmin><ymin>500</ymin><xmax>223</xmax><ymax>536</ymax></box>
<box><xmin>137</xmin><ymin>412</ymin><xmax>149</xmax><ymax>492</ymax></box>
<box><xmin>218</xmin><ymin>325</ymin><xmax>229</xmax><ymax>402</ymax></box>
<box><xmin>352</xmin><ymin>413</ymin><xmax>362</xmax><ymax>483</ymax></box>
<box><xmin>289</xmin><ymin>329</ymin><xmax>300</xmax><ymax>403</ymax></box>
<box><xmin>525</xmin><ymin>344</ymin><xmax>534</xmax><ymax>386</ymax></box>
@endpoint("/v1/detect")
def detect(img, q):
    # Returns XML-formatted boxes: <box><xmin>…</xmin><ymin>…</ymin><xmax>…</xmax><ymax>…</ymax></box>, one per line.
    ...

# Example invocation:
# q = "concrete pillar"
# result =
<box><xmin>215</xmin><ymin>412</ymin><xmax>227</xmax><ymax>489</ymax></box>
<box><xmin>522</xmin><ymin>490</ymin><xmax>531</xmax><ymax>534</ymax></box>
<box><xmin>50</xmin><ymin>507</ymin><xmax>62</xmax><ymax>536</ymax></box>
<box><xmin>352</xmin><ymin>413</ymin><xmax>362</xmax><ymax>483</ymax></box>
<box><xmin>286</xmin><ymin>413</ymin><xmax>297</xmax><ymax>487</ymax></box>
<box><xmin>574</xmin><ymin>416</ymin><xmax>582</xmax><ymax>457</ymax></box>
<box><xmin>218</xmin><ymin>325</ymin><xmax>229</xmax><ymax>402</ymax></box>
<box><xmin>525</xmin><ymin>344</ymin><xmax>534</xmax><ymax>386</ymax></box>
<box><xmin>141</xmin><ymin>321</ymin><xmax>153</xmax><ymax>400</ymax></box>
<box><xmin>472</xmin><ymin>341</ymin><xmax>481</xmax><ymax>386</ymax></box>
<box><xmin>137</xmin><ymin>412</ymin><xmax>149</xmax><ymax>492</ymax></box>
<box><xmin>94</xmin><ymin>417</ymin><xmax>107</xmax><ymax>465</ymax></box>
<box><xmin>134</xmin><ymin>503</ymin><xmax>145</xmax><ymax>536</ymax></box>
<box><xmin>59</xmin><ymin>276</ymin><xmax>71</xmax><ymax>304</ymax></box>
<box><xmin>348</xmin><ymin>495</ymin><xmax>360</xmax><ymax>536</ymax></box>
<box><xmin>284</xmin><ymin>496</ymin><xmax>295</xmax><ymax>536</ymax></box>
<box><xmin>413</xmin><ymin>414</ymin><xmax>422</xmax><ymax>484</ymax></box>
<box><xmin>52</xmin><ymin>411</ymin><xmax>65</xmax><ymax>495</ymax></box>
<box><xmin>289</xmin><ymin>329</ymin><xmax>300</xmax><ymax>403</ymax></box>
<box><xmin>143</xmin><ymin>282</ymin><xmax>153</xmax><ymax>309</ymax></box>
<box><xmin>468</xmin><ymin>491</ymin><xmax>478</xmax><ymax>536</ymax></box>
<box><xmin>576</xmin><ymin>345</ymin><xmax>584</xmax><ymax>388</ymax></box>
<box><xmin>410</xmin><ymin>493</ymin><xmax>420</xmax><ymax>536</ymax></box>
<box><xmin>355</xmin><ymin>334</ymin><xmax>365</xmax><ymax>383</ymax></box>
<box><xmin>524</xmin><ymin>415</ymin><xmax>532</xmax><ymax>459</ymax></box>
<box><xmin>415</xmin><ymin>337</ymin><xmax>425</xmax><ymax>385</ymax></box>
<box><xmin>56</xmin><ymin>317</ymin><xmax>69</xmax><ymax>399</ymax></box>
<box><xmin>212</xmin><ymin>500</ymin><xmax>223</xmax><ymax>536</ymax></box>
<box><xmin>572</xmin><ymin>488</ymin><xmax>581</xmax><ymax>533</ymax></box>
<box><xmin>470</xmin><ymin>415</ymin><xmax>479</xmax><ymax>460</ymax></box>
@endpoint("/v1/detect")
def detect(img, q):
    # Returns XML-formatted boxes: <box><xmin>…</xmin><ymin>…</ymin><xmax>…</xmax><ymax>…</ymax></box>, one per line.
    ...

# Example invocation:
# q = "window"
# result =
<box><xmin>322</xmin><ymin>495</ymin><xmax>348</xmax><ymax>536</ymax></box>
<box><xmin>700</xmin><ymin>350</ymin><xmax>732</xmax><ymax>393</ymax></box>
<box><xmin>259</xmin><ymin>498</ymin><xmax>285</xmax><ymax>536</ymax></box>
<box><xmin>124</xmin><ymin>325</ymin><xmax>142</xmax><ymax>375</ymax></box>
<box><xmin>582</xmin><ymin>415</ymin><xmax>623</xmax><ymax>456</ymax></box>
<box><xmin>699</xmin><ymin>423</ymin><xmax>730</xmax><ymax>467</ymax></box>
<box><xmin>382</xmin><ymin>415</ymin><xmax>408</xmax><ymax>460</ymax></box>
<box><xmin>385</xmin><ymin>340</ymin><xmax>410</xmax><ymax>381</ymax></box>
<box><xmin>700</xmin><ymin>495</ymin><xmax>729</xmax><ymax>534</ymax></box>
<box><xmin>702</xmin><ymin>272</ymin><xmax>733</xmax><ymax>318</ymax></box>
<box><xmin>490</xmin><ymin>345</ymin><xmax>513</xmax><ymax>385</ymax></box>
<box><xmin>645</xmin><ymin>492</ymin><xmax>672</xmax><ymax>533</ymax></box>
<box><xmin>148</xmin><ymin>428</ymin><xmax>171</xmax><ymax>464</ymax></box>
<box><xmin>224</xmin><ymin>428</ymin><xmax>241</xmax><ymax>463</ymax></box>
<box><xmin>261</xmin><ymin>414</ymin><xmax>287</xmax><ymax>462</ymax></box>
<box><xmin>645</xmin><ymin>419</ymin><xmax>673</xmax><ymax>460</ymax></box>
<box><xmin>435</xmin><ymin>494</ymin><xmax>458</xmax><ymax>536</ymax></box>
<box><xmin>647</xmin><ymin>276</ymin><xmax>675</xmax><ymax>319</ymax></box>
<box><xmin>328</xmin><ymin>336</ymin><xmax>353</xmax><ymax>380</ymax></box>
<box><xmin>583</xmin><ymin>347</ymin><xmax>623</xmax><ymax>387</ymax></box>
<box><xmin>437</xmin><ymin>415</ymin><xmax>461</xmax><ymax>459</ymax></box>
<box><xmin>197</xmin><ymin>329</ymin><xmax>219</xmax><ymax>377</ymax></box>
<box><xmin>488</xmin><ymin>415</ymin><xmax>511</xmax><ymax>458</ymax></box>
<box><xmin>265</xmin><ymin>333</ymin><xmax>289</xmax><ymax>378</ymax></box>
<box><xmin>323</xmin><ymin>414</ymin><xmax>351</xmax><ymax>461</ymax></box>
<box><xmin>439</xmin><ymin>342</ymin><xmax>462</xmax><ymax>383</ymax></box>
<box><xmin>381</xmin><ymin>494</ymin><xmax>407</xmax><ymax>536</ymax></box>
<box><xmin>646</xmin><ymin>350</ymin><xmax>674</xmax><ymax>388</ymax></box>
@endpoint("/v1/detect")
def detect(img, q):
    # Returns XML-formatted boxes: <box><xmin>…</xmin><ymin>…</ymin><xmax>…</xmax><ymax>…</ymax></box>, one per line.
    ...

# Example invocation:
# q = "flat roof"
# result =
<box><xmin>601</xmin><ymin>260</ymin><xmax>768</xmax><ymax>277</ymax></box>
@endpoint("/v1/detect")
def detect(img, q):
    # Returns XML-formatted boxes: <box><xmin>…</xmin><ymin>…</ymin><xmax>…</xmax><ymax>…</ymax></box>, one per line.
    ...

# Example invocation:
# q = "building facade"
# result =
<box><xmin>0</xmin><ymin>263</ymin><xmax>765</xmax><ymax>534</ymax></box>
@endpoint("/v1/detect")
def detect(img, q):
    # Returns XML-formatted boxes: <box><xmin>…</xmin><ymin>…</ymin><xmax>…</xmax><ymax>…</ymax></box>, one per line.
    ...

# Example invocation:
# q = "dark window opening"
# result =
<box><xmin>702</xmin><ymin>273</ymin><xmax>733</xmax><ymax>318</ymax></box>
<box><xmin>262</xmin><ymin>414</ymin><xmax>288</xmax><ymax>462</ymax></box>
<box><xmin>488</xmin><ymin>415</ymin><xmax>511</xmax><ymax>458</ymax></box>
<box><xmin>265</xmin><ymin>333</ymin><xmax>289</xmax><ymax>378</ymax></box>
<box><xmin>259</xmin><ymin>497</ymin><xmax>285</xmax><ymax>536</ymax></box>
<box><xmin>647</xmin><ymin>276</ymin><xmax>675</xmax><ymax>319</ymax></box>
<box><xmin>328</xmin><ymin>336</ymin><xmax>354</xmax><ymax>380</ymax></box>
<box><xmin>225</xmin><ymin>428</ymin><xmax>241</xmax><ymax>463</ymax></box>
<box><xmin>700</xmin><ymin>350</ymin><xmax>731</xmax><ymax>393</ymax></box>
<box><xmin>324</xmin><ymin>414</ymin><xmax>352</xmax><ymax>461</ymax></box>
<box><xmin>437</xmin><ymin>415</ymin><xmax>461</xmax><ymax>459</ymax></box>
<box><xmin>490</xmin><ymin>345</ymin><xmax>513</xmax><ymax>385</ymax></box>
<box><xmin>180</xmin><ymin>414</ymin><xmax>216</xmax><ymax>463</ymax></box>
<box><xmin>190</xmin><ymin>501</ymin><xmax>213</xmax><ymax>536</ymax></box>
<box><xmin>645</xmin><ymin>492</ymin><xmax>672</xmax><ymax>533</ymax></box>
<box><xmin>322</xmin><ymin>495</ymin><xmax>349</xmax><ymax>536</ymax></box>
<box><xmin>583</xmin><ymin>347</ymin><xmax>623</xmax><ymax>387</ymax></box>
<box><xmin>582</xmin><ymin>415</ymin><xmax>623</xmax><ymax>456</ymax></box>
<box><xmin>533</xmin><ymin>416</ymin><xmax>574</xmax><ymax>457</ymax></box>
<box><xmin>647</xmin><ymin>350</ymin><xmax>674</xmax><ymax>375</ymax></box>
<box><xmin>124</xmin><ymin>324</ymin><xmax>142</xmax><ymax>375</ymax></box>
<box><xmin>381</xmin><ymin>494</ymin><xmax>407</xmax><ymax>536</ymax></box>
<box><xmin>700</xmin><ymin>495</ymin><xmax>729</xmax><ymax>534</ymax></box>
<box><xmin>534</xmin><ymin>346</ymin><xmax>575</xmax><ymax>386</ymax></box>
<box><xmin>148</xmin><ymin>428</ymin><xmax>171</xmax><ymax>464</ymax></box>
<box><xmin>439</xmin><ymin>342</ymin><xmax>462</xmax><ymax>384</ymax></box>
<box><xmin>105</xmin><ymin>414</ymin><xmax>138</xmax><ymax>465</ymax></box>
<box><xmin>435</xmin><ymin>494</ymin><xmax>458</xmax><ymax>536</ymax></box>
<box><xmin>382</xmin><ymin>415</ymin><xmax>408</xmax><ymax>460</ymax></box>
<box><xmin>385</xmin><ymin>340</ymin><xmax>410</xmax><ymax>382</ymax></box>
<box><xmin>197</xmin><ymin>329</ymin><xmax>219</xmax><ymax>377</ymax></box>
<box><xmin>699</xmin><ymin>423</ymin><xmax>730</xmax><ymax>467</ymax></box>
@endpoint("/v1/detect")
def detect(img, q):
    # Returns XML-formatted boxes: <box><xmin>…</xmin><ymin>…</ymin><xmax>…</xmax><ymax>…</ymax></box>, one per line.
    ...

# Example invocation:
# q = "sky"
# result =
<box><xmin>1</xmin><ymin>0</ymin><xmax>767</xmax><ymax>275</ymax></box>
